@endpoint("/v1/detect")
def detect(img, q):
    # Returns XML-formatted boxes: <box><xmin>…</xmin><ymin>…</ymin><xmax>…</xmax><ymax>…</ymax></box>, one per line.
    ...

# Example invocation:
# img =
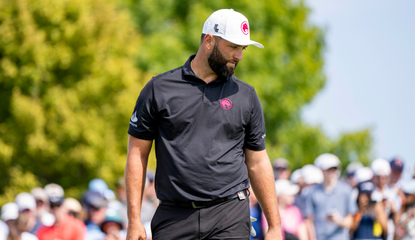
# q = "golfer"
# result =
<box><xmin>125</xmin><ymin>9</ymin><xmax>282</xmax><ymax>240</ymax></box>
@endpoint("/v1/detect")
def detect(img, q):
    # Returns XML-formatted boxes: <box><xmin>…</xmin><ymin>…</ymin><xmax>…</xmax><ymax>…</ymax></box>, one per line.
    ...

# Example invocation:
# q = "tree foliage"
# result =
<box><xmin>0</xmin><ymin>0</ymin><xmax>145</xmax><ymax>204</ymax></box>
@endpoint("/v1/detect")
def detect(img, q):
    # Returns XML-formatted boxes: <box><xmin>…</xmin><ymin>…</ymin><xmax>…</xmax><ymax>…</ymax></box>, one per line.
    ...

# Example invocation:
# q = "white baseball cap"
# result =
<box><xmin>314</xmin><ymin>153</ymin><xmax>341</xmax><ymax>170</ymax></box>
<box><xmin>275</xmin><ymin>179</ymin><xmax>299</xmax><ymax>196</ymax></box>
<box><xmin>290</xmin><ymin>169</ymin><xmax>303</xmax><ymax>184</ymax></box>
<box><xmin>371</xmin><ymin>158</ymin><xmax>391</xmax><ymax>176</ymax></box>
<box><xmin>1</xmin><ymin>202</ymin><xmax>19</xmax><ymax>221</ymax></box>
<box><xmin>14</xmin><ymin>192</ymin><xmax>36</xmax><ymax>212</ymax></box>
<box><xmin>354</xmin><ymin>167</ymin><xmax>374</xmax><ymax>183</ymax></box>
<box><xmin>202</xmin><ymin>9</ymin><xmax>264</xmax><ymax>48</ymax></box>
<box><xmin>301</xmin><ymin>164</ymin><xmax>324</xmax><ymax>184</ymax></box>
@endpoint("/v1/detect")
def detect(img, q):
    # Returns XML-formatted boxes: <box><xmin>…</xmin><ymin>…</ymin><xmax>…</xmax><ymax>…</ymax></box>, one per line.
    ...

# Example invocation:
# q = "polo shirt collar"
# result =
<box><xmin>183</xmin><ymin>55</ymin><xmax>229</xmax><ymax>83</ymax></box>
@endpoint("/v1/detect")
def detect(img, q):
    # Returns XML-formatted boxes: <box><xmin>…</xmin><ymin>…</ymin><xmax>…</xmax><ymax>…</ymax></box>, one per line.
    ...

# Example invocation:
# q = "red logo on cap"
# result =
<box><xmin>220</xmin><ymin>98</ymin><xmax>232</xmax><ymax>110</ymax></box>
<box><xmin>241</xmin><ymin>21</ymin><xmax>249</xmax><ymax>35</ymax></box>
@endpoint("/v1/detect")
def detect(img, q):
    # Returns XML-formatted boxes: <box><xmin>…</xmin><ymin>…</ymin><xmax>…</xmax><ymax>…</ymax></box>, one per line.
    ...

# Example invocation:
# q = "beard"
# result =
<box><xmin>208</xmin><ymin>43</ymin><xmax>238</xmax><ymax>78</ymax></box>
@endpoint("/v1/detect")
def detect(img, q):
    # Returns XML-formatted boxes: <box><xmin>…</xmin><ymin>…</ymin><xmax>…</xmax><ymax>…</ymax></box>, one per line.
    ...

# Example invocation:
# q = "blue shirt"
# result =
<box><xmin>305</xmin><ymin>181</ymin><xmax>356</xmax><ymax>240</ymax></box>
<box><xmin>85</xmin><ymin>221</ymin><xmax>105</xmax><ymax>240</ymax></box>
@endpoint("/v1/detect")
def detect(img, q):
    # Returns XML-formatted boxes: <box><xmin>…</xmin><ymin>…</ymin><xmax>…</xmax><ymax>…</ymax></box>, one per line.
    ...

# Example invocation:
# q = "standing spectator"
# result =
<box><xmin>294</xmin><ymin>164</ymin><xmax>323</xmax><ymax>218</ymax></box>
<box><xmin>14</xmin><ymin>193</ymin><xmax>38</xmax><ymax>234</ymax></box>
<box><xmin>350</xmin><ymin>181</ymin><xmax>388</xmax><ymax>239</ymax></box>
<box><xmin>1</xmin><ymin>202</ymin><xmax>38</xmax><ymax>240</ymax></box>
<box><xmin>305</xmin><ymin>153</ymin><xmax>356</xmax><ymax>240</ymax></box>
<box><xmin>249</xmin><ymin>187</ymin><xmax>265</xmax><ymax>240</ymax></box>
<box><xmin>389</xmin><ymin>157</ymin><xmax>405</xmax><ymax>209</ymax></box>
<box><xmin>371</xmin><ymin>158</ymin><xmax>401</xmax><ymax>240</ymax></box>
<box><xmin>83</xmin><ymin>191</ymin><xmax>108</xmax><ymax>240</ymax></box>
<box><xmin>263</xmin><ymin>179</ymin><xmax>308</xmax><ymax>240</ymax></box>
<box><xmin>64</xmin><ymin>198</ymin><xmax>84</xmax><ymax>220</ymax></box>
<box><xmin>395</xmin><ymin>179</ymin><xmax>415</xmax><ymax>240</ymax></box>
<box><xmin>37</xmin><ymin>183</ymin><xmax>86</xmax><ymax>240</ymax></box>
<box><xmin>345</xmin><ymin>162</ymin><xmax>363</xmax><ymax>188</ymax></box>
<box><xmin>31</xmin><ymin>188</ymin><xmax>55</xmax><ymax>229</ymax></box>
<box><xmin>273</xmin><ymin>158</ymin><xmax>291</xmax><ymax>180</ymax></box>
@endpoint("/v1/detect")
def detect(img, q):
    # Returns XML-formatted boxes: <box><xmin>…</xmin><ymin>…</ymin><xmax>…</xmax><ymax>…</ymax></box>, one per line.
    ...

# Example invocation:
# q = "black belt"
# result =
<box><xmin>159</xmin><ymin>189</ymin><xmax>248</xmax><ymax>209</ymax></box>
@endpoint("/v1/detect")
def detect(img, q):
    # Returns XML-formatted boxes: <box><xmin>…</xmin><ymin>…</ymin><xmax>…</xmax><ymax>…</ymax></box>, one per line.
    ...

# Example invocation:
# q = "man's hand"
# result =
<box><xmin>264</xmin><ymin>226</ymin><xmax>283</xmax><ymax>240</ymax></box>
<box><xmin>126</xmin><ymin>222</ymin><xmax>147</xmax><ymax>240</ymax></box>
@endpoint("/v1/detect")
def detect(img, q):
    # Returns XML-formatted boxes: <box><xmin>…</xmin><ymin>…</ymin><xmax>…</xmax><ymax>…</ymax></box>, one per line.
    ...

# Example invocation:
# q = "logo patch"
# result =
<box><xmin>220</xmin><ymin>98</ymin><xmax>232</xmax><ymax>110</ymax></box>
<box><xmin>130</xmin><ymin>111</ymin><xmax>138</xmax><ymax>122</ymax></box>
<box><xmin>241</xmin><ymin>21</ymin><xmax>249</xmax><ymax>35</ymax></box>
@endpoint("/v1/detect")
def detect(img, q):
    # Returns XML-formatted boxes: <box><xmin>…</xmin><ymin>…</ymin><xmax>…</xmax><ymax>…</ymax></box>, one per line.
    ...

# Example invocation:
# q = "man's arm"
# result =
<box><xmin>125</xmin><ymin>135</ymin><xmax>153</xmax><ymax>240</ymax></box>
<box><xmin>245</xmin><ymin>148</ymin><xmax>282</xmax><ymax>240</ymax></box>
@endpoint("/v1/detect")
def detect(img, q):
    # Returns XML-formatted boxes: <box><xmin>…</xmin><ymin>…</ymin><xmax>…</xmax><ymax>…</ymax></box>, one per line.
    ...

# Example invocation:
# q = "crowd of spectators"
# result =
<box><xmin>0</xmin><ymin>172</ymin><xmax>157</xmax><ymax>240</ymax></box>
<box><xmin>2</xmin><ymin>154</ymin><xmax>415</xmax><ymax>240</ymax></box>
<box><xmin>251</xmin><ymin>154</ymin><xmax>415</xmax><ymax>240</ymax></box>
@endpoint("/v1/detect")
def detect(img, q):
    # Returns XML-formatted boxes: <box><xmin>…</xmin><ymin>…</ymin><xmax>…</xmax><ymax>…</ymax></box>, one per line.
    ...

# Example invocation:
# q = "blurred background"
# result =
<box><xmin>0</xmin><ymin>0</ymin><xmax>413</xmax><ymax>203</ymax></box>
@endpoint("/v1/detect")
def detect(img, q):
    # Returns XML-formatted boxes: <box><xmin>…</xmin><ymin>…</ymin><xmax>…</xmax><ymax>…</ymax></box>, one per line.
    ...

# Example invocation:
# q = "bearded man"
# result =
<box><xmin>125</xmin><ymin>9</ymin><xmax>282</xmax><ymax>240</ymax></box>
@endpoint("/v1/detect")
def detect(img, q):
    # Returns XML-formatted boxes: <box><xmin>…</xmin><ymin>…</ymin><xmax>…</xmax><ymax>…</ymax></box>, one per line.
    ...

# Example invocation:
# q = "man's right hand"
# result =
<box><xmin>126</xmin><ymin>222</ymin><xmax>147</xmax><ymax>240</ymax></box>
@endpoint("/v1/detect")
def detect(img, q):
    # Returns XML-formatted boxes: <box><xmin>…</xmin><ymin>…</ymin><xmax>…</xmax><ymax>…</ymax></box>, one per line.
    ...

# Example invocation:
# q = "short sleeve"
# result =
<box><xmin>244</xmin><ymin>89</ymin><xmax>266</xmax><ymax>151</ymax></box>
<box><xmin>128</xmin><ymin>79</ymin><xmax>158</xmax><ymax>140</ymax></box>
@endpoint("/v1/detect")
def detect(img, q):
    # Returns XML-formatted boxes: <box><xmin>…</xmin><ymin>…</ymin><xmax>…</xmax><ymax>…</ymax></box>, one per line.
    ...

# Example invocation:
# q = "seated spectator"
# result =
<box><xmin>350</xmin><ymin>181</ymin><xmax>388</xmax><ymax>239</ymax></box>
<box><xmin>1</xmin><ymin>202</ymin><xmax>38</xmax><ymax>240</ymax></box>
<box><xmin>36</xmin><ymin>183</ymin><xmax>86</xmax><ymax>240</ymax></box>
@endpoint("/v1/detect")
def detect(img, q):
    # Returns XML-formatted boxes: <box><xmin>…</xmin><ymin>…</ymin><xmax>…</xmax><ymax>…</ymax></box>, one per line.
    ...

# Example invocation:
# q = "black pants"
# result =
<box><xmin>151</xmin><ymin>197</ymin><xmax>250</xmax><ymax>240</ymax></box>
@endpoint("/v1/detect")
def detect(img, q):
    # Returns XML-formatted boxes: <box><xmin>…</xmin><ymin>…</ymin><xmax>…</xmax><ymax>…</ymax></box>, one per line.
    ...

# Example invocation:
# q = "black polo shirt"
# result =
<box><xmin>128</xmin><ymin>55</ymin><xmax>266</xmax><ymax>202</ymax></box>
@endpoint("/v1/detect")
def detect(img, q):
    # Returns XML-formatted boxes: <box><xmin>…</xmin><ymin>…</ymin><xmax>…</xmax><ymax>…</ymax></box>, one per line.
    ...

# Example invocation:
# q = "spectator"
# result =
<box><xmin>389</xmin><ymin>157</ymin><xmax>404</xmax><ymax>189</ymax></box>
<box><xmin>371</xmin><ymin>158</ymin><xmax>401</xmax><ymax>240</ymax></box>
<box><xmin>273</xmin><ymin>158</ymin><xmax>291</xmax><ymax>180</ymax></box>
<box><xmin>294</xmin><ymin>164</ymin><xmax>323</xmax><ymax>218</ymax></box>
<box><xmin>1</xmin><ymin>202</ymin><xmax>38</xmax><ymax>240</ymax></box>
<box><xmin>345</xmin><ymin>162</ymin><xmax>363</xmax><ymax>188</ymax></box>
<box><xmin>0</xmin><ymin>219</ymin><xmax>7</xmax><ymax>240</ymax></box>
<box><xmin>395</xmin><ymin>179</ymin><xmax>415</xmax><ymax>240</ymax></box>
<box><xmin>31</xmin><ymin>187</ymin><xmax>55</xmax><ymax>228</ymax></box>
<box><xmin>83</xmin><ymin>191</ymin><xmax>108</xmax><ymax>240</ymax></box>
<box><xmin>14</xmin><ymin>193</ymin><xmax>38</xmax><ymax>234</ymax></box>
<box><xmin>305</xmin><ymin>153</ymin><xmax>356</xmax><ymax>240</ymax></box>
<box><xmin>350</xmin><ymin>181</ymin><xmax>388</xmax><ymax>239</ymax></box>
<box><xmin>101</xmin><ymin>208</ymin><xmax>126</xmax><ymax>240</ymax></box>
<box><xmin>249</xmin><ymin>187</ymin><xmax>265</xmax><ymax>240</ymax></box>
<box><xmin>115</xmin><ymin>177</ymin><xmax>128</xmax><ymax>230</ymax></box>
<box><xmin>264</xmin><ymin>179</ymin><xmax>307</xmax><ymax>240</ymax></box>
<box><xmin>64</xmin><ymin>198</ymin><xmax>84</xmax><ymax>220</ymax></box>
<box><xmin>36</xmin><ymin>183</ymin><xmax>86</xmax><ymax>240</ymax></box>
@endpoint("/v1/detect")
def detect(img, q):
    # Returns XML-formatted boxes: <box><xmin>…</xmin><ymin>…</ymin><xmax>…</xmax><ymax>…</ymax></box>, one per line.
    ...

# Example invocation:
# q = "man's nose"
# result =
<box><xmin>234</xmin><ymin>48</ymin><xmax>243</xmax><ymax>61</ymax></box>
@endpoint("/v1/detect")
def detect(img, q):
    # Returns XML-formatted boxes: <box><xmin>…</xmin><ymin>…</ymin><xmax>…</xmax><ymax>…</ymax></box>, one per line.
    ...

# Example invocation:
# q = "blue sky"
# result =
<box><xmin>302</xmin><ymin>0</ymin><xmax>415</xmax><ymax>177</ymax></box>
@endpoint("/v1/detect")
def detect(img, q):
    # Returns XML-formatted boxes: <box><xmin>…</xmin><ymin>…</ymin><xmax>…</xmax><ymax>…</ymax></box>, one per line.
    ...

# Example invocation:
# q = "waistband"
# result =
<box><xmin>159</xmin><ymin>189</ymin><xmax>248</xmax><ymax>209</ymax></box>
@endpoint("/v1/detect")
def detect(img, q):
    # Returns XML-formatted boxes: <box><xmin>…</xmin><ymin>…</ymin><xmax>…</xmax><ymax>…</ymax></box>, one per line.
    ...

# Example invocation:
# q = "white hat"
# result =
<box><xmin>354</xmin><ymin>167</ymin><xmax>374</xmax><ymax>183</ymax></box>
<box><xmin>63</xmin><ymin>198</ymin><xmax>82</xmax><ymax>213</ymax></box>
<box><xmin>1</xmin><ymin>202</ymin><xmax>19</xmax><ymax>221</ymax></box>
<box><xmin>346</xmin><ymin>162</ymin><xmax>363</xmax><ymax>175</ymax></box>
<box><xmin>14</xmin><ymin>192</ymin><xmax>36</xmax><ymax>212</ymax></box>
<box><xmin>275</xmin><ymin>179</ymin><xmax>299</xmax><ymax>196</ymax></box>
<box><xmin>301</xmin><ymin>164</ymin><xmax>324</xmax><ymax>184</ymax></box>
<box><xmin>290</xmin><ymin>169</ymin><xmax>303</xmax><ymax>184</ymax></box>
<box><xmin>371</xmin><ymin>158</ymin><xmax>391</xmax><ymax>176</ymax></box>
<box><xmin>401</xmin><ymin>180</ymin><xmax>415</xmax><ymax>195</ymax></box>
<box><xmin>202</xmin><ymin>9</ymin><xmax>264</xmax><ymax>48</ymax></box>
<box><xmin>44</xmin><ymin>183</ymin><xmax>65</xmax><ymax>205</ymax></box>
<box><xmin>314</xmin><ymin>153</ymin><xmax>341</xmax><ymax>170</ymax></box>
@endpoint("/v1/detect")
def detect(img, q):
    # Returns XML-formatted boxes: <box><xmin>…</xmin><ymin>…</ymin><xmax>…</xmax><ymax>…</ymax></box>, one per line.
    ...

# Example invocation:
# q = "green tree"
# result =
<box><xmin>123</xmin><ymin>0</ymin><xmax>374</xmax><ymax>168</ymax></box>
<box><xmin>0</xmin><ymin>0</ymin><xmax>146</xmax><ymax>204</ymax></box>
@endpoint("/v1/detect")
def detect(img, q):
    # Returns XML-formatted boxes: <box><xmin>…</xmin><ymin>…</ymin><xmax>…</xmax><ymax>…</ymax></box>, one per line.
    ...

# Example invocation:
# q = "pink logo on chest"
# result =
<box><xmin>220</xmin><ymin>98</ymin><xmax>233</xmax><ymax>110</ymax></box>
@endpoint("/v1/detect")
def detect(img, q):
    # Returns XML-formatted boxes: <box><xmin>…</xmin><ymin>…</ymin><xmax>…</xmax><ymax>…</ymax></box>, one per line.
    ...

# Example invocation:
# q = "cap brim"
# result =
<box><xmin>219</xmin><ymin>36</ymin><xmax>264</xmax><ymax>49</ymax></box>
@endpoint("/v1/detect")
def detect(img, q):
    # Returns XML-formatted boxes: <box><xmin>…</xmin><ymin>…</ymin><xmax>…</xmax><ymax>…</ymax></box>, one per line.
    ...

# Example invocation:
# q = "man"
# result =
<box><xmin>36</xmin><ymin>183</ymin><xmax>86</xmax><ymax>240</ymax></box>
<box><xmin>14</xmin><ymin>192</ymin><xmax>38</xmax><ymax>234</ymax></box>
<box><xmin>305</xmin><ymin>153</ymin><xmax>356</xmax><ymax>240</ymax></box>
<box><xmin>272</xmin><ymin>158</ymin><xmax>291</xmax><ymax>180</ymax></box>
<box><xmin>83</xmin><ymin>191</ymin><xmax>108</xmax><ymax>240</ymax></box>
<box><xmin>125</xmin><ymin>9</ymin><xmax>281</xmax><ymax>240</ymax></box>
